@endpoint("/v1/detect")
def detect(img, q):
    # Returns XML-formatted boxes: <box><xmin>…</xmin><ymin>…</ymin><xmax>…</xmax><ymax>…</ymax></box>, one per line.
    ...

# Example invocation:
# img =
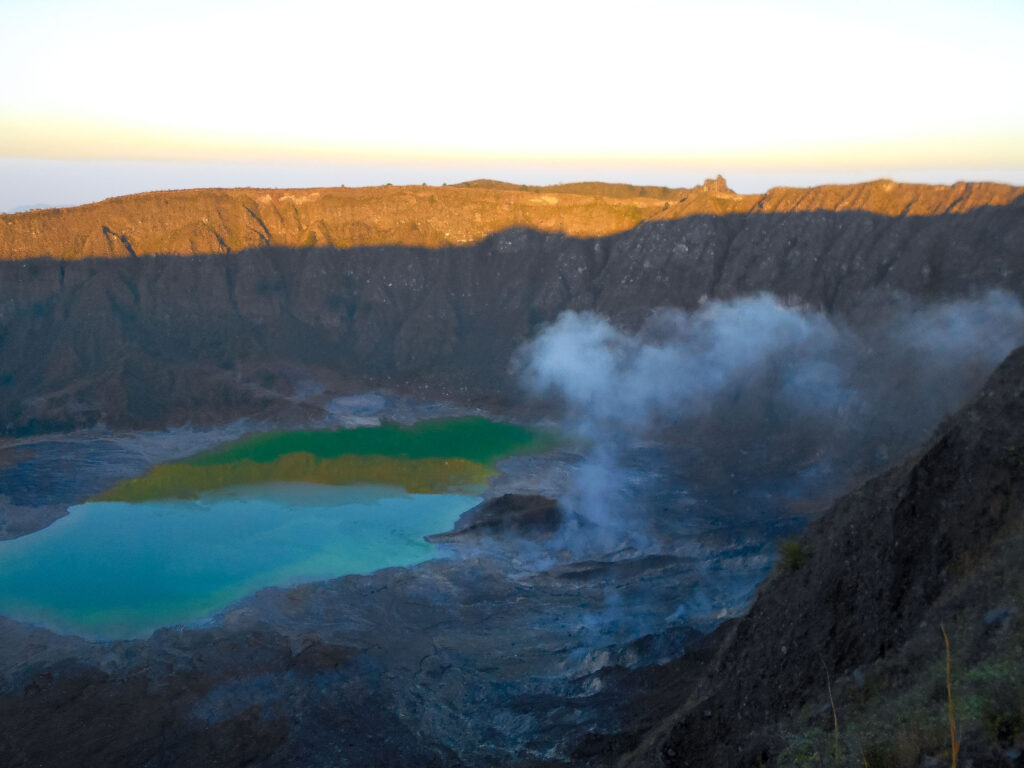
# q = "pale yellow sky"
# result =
<box><xmin>1</xmin><ymin>0</ymin><xmax>1022</xmax><ymax>209</ymax></box>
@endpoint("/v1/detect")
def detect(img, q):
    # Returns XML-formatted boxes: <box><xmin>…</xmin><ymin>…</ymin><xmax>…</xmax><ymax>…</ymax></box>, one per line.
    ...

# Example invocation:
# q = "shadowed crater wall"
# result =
<box><xmin>2</xmin><ymin>203</ymin><xmax>1023</xmax><ymax>434</ymax></box>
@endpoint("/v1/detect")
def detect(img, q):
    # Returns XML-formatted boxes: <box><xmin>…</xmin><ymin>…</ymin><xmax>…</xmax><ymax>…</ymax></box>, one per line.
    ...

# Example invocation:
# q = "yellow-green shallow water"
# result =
<box><xmin>0</xmin><ymin>418</ymin><xmax>552</xmax><ymax>639</ymax></box>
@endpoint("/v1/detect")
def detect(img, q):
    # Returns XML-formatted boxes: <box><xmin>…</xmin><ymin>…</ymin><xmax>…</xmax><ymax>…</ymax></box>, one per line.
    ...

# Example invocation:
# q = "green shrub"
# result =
<box><xmin>779</xmin><ymin>539</ymin><xmax>807</xmax><ymax>571</ymax></box>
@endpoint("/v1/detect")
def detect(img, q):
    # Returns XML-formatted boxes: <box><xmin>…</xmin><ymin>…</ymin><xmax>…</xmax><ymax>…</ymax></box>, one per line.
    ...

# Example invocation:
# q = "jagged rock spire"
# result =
<box><xmin>700</xmin><ymin>175</ymin><xmax>733</xmax><ymax>194</ymax></box>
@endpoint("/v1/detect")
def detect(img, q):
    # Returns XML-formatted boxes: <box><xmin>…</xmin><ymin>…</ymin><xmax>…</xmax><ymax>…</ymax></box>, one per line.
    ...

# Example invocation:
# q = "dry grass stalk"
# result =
<box><xmin>941</xmin><ymin>623</ymin><xmax>961</xmax><ymax>768</ymax></box>
<box><xmin>823</xmin><ymin>657</ymin><xmax>840</xmax><ymax>763</ymax></box>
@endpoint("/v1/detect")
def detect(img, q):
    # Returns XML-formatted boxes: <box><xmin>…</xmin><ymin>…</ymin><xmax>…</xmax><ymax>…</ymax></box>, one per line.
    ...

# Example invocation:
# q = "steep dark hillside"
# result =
<box><xmin>1</xmin><ymin>198</ymin><xmax>1023</xmax><ymax>434</ymax></box>
<box><xmin>603</xmin><ymin>346</ymin><xmax>1024</xmax><ymax>767</ymax></box>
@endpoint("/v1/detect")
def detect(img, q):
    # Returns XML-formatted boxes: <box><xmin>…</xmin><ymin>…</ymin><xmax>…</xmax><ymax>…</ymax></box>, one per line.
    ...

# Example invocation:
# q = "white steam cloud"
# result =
<box><xmin>515</xmin><ymin>291</ymin><xmax>1024</xmax><ymax>555</ymax></box>
<box><xmin>521</xmin><ymin>295</ymin><xmax>850</xmax><ymax>429</ymax></box>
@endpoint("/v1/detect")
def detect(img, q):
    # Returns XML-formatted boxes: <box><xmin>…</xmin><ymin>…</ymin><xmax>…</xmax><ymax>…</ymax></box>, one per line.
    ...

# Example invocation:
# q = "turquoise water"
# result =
<box><xmin>0</xmin><ymin>483</ymin><xmax>477</xmax><ymax>640</ymax></box>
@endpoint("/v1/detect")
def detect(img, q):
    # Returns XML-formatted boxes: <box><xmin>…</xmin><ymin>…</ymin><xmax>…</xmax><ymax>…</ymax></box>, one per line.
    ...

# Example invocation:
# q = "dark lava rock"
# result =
<box><xmin>426</xmin><ymin>493</ymin><xmax>562</xmax><ymax>544</ymax></box>
<box><xmin>0</xmin><ymin>486</ymin><xmax>754</xmax><ymax>768</ymax></box>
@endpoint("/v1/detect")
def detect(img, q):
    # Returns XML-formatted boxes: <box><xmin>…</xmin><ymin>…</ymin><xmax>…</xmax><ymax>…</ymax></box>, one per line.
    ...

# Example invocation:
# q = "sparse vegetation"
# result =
<box><xmin>1008</xmin><ymin>444</ymin><xmax>1024</xmax><ymax>468</ymax></box>
<box><xmin>773</xmin><ymin>610</ymin><xmax>1024</xmax><ymax>768</ymax></box>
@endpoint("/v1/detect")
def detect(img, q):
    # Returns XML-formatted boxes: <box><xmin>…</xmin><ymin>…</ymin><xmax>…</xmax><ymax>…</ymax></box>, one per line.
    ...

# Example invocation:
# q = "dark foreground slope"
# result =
<box><xmin>2</xmin><ymin>197</ymin><xmax>1023</xmax><ymax>435</ymax></box>
<box><xmin>598</xmin><ymin>346</ymin><xmax>1024</xmax><ymax>767</ymax></box>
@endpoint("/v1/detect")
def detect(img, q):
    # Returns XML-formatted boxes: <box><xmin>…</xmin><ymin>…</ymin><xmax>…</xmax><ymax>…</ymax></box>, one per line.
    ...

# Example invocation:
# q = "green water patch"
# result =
<box><xmin>99</xmin><ymin>417</ymin><xmax>554</xmax><ymax>502</ymax></box>
<box><xmin>184</xmin><ymin>417</ymin><xmax>547</xmax><ymax>466</ymax></box>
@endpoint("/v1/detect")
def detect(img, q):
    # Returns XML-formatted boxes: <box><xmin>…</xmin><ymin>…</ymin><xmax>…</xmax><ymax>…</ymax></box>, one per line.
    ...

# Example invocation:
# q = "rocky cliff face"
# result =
<box><xmin>1</xmin><ymin>179</ymin><xmax>1019</xmax><ymax>261</ymax></box>
<box><xmin>1</xmin><ymin>181</ymin><xmax>1022</xmax><ymax>434</ymax></box>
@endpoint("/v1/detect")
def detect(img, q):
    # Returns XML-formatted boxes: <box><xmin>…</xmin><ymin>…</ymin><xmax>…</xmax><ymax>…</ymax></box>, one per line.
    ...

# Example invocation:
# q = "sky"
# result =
<box><xmin>1</xmin><ymin>0</ymin><xmax>1022</xmax><ymax>211</ymax></box>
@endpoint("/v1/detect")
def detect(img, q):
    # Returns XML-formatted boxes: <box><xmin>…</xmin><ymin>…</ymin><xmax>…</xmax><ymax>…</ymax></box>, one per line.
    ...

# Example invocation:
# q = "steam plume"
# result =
<box><xmin>515</xmin><ymin>291</ymin><xmax>1024</xmax><ymax>554</ymax></box>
